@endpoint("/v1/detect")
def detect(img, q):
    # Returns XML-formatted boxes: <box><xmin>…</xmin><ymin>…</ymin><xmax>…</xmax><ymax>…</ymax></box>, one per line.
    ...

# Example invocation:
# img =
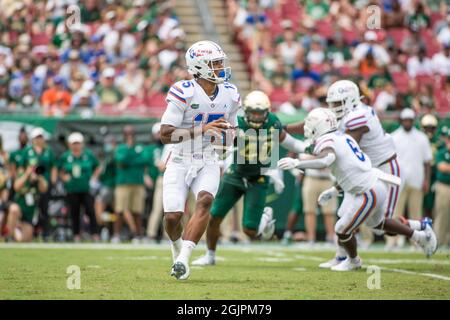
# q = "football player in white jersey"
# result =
<box><xmin>278</xmin><ymin>108</ymin><xmax>437</xmax><ymax>271</ymax></box>
<box><xmin>284</xmin><ymin>80</ymin><xmax>431</xmax><ymax>268</ymax></box>
<box><xmin>160</xmin><ymin>40</ymin><xmax>241</xmax><ymax>280</ymax></box>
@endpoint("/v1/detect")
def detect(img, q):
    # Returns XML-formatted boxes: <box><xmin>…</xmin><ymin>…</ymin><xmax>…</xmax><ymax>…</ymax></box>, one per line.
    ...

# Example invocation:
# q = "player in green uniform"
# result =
<box><xmin>193</xmin><ymin>90</ymin><xmax>307</xmax><ymax>266</ymax></box>
<box><xmin>19</xmin><ymin>128</ymin><xmax>57</xmax><ymax>240</ymax></box>
<box><xmin>4</xmin><ymin>165</ymin><xmax>48</xmax><ymax>242</ymax></box>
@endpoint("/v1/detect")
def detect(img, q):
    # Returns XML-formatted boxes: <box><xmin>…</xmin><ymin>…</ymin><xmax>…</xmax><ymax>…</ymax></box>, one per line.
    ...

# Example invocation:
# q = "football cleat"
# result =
<box><xmin>192</xmin><ymin>254</ymin><xmax>215</xmax><ymax>266</ymax></box>
<box><xmin>331</xmin><ymin>257</ymin><xmax>362</xmax><ymax>272</ymax></box>
<box><xmin>420</xmin><ymin>217</ymin><xmax>433</xmax><ymax>230</ymax></box>
<box><xmin>171</xmin><ymin>261</ymin><xmax>190</xmax><ymax>280</ymax></box>
<box><xmin>417</xmin><ymin>225</ymin><xmax>437</xmax><ymax>258</ymax></box>
<box><xmin>257</xmin><ymin>207</ymin><xmax>276</xmax><ymax>240</ymax></box>
<box><xmin>319</xmin><ymin>256</ymin><xmax>347</xmax><ymax>269</ymax></box>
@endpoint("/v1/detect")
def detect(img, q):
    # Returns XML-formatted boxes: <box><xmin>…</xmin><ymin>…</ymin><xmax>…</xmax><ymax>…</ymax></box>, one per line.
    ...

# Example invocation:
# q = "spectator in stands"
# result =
<box><xmin>0</xmin><ymin>66</ymin><xmax>10</xmax><ymax>110</ymax></box>
<box><xmin>276</xmin><ymin>23</ymin><xmax>302</xmax><ymax>69</ymax></box>
<box><xmin>329</xmin><ymin>0</ymin><xmax>357</xmax><ymax>30</ymax></box>
<box><xmin>96</xmin><ymin>67</ymin><xmax>124</xmax><ymax>106</ymax></box>
<box><xmin>59</xmin><ymin>50</ymin><xmax>90</xmax><ymax>84</ymax></box>
<box><xmin>373</xmin><ymin>82</ymin><xmax>396</xmax><ymax>112</ymax></box>
<box><xmin>116</xmin><ymin>61</ymin><xmax>144</xmax><ymax>98</ymax></box>
<box><xmin>406</xmin><ymin>1</ymin><xmax>430</xmax><ymax>32</ymax></box>
<box><xmin>432</xmin><ymin>43</ymin><xmax>450</xmax><ymax>76</ymax></box>
<box><xmin>306</xmin><ymin>36</ymin><xmax>326</xmax><ymax>66</ymax></box>
<box><xmin>41</xmin><ymin>75</ymin><xmax>72</xmax><ymax>116</ymax></box>
<box><xmin>58</xmin><ymin>132</ymin><xmax>101</xmax><ymax>242</ymax></box>
<box><xmin>383</xmin><ymin>0</ymin><xmax>406</xmax><ymax>28</ymax></box>
<box><xmin>326</xmin><ymin>32</ymin><xmax>352</xmax><ymax>68</ymax></box>
<box><xmin>305</xmin><ymin>0</ymin><xmax>330</xmax><ymax>21</ymax></box>
<box><xmin>9</xmin><ymin>57</ymin><xmax>43</xmax><ymax>105</ymax></box>
<box><xmin>290</xmin><ymin>61</ymin><xmax>321</xmax><ymax>93</ymax></box>
<box><xmin>353</xmin><ymin>31</ymin><xmax>390</xmax><ymax>67</ymax></box>
<box><xmin>390</xmin><ymin>109</ymin><xmax>432</xmax><ymax>247</ymax></box>
<box><xmin>20</xmin><ymin>128</ymin><xmax>57</xmax><ymax>240</ymax></box>
<box><xmin>71</xmin><ymin>80</ymin><xmax>100</xmax><ymax>112</ymax></box>
<box><xmin>434</xmin><ymin>130</ymin><xmax>450</xmax><ymax>247</ymax></box>
<box><xmin>407</xmin><ymin>47</ymin><xmax>433</xmax><ymax>77</ymax></box>
<box><xmin>112</xmin><ymin>125</ymin><xmax>148</xmax><ymax>243</ymax></box>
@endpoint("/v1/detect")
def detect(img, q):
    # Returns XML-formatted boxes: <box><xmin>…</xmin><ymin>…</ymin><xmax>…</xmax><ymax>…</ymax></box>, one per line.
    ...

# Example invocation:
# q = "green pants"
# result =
<box><xmin>16</xmin><ymin>197</ymin><xmax>36</xmax><ymax>225</ymax></box>
<box><xmin>211</xmin><ymin>171</ymin><xmax>269</xmax><ymax>230</ymax></box>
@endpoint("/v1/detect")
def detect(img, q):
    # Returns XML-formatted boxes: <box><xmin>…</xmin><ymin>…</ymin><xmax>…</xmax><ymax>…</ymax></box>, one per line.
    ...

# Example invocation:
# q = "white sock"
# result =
<box><xmin>410</xmin><ymin>230</ymin><xmax>423</xmax><ymax>242</ymax></box>
<box><xmin>408</xmin><ymin>220</ymin><xmax>421</xmax><ymax>231</ymax></box>
<box><xmin>170</xmin><ymin>237</ymin><xmax>182</xmax><ymax>261</ymax></box>
<box><xmin>283</xmin><ymin>231</ymin><xmax>292</xmax><ymax>238</ymax></box>
<box><xmin>207</xmin><ymin>250</ymin><xmax>216</xmax><ymax>258</ymax></box>
<box><xmin>177</xmin><ymin>240</ymin><xmax>196</xmax><ymax>264</ymax></box>
<box><xmin>336</xmin><ymin>245</ymin><xmax>347</xmax><ymax>258</ymax></box>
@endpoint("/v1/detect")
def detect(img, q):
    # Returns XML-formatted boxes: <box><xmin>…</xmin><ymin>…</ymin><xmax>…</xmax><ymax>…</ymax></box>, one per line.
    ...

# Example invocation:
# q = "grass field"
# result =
<box><xmin>1</xmin><ymin>243</ymin><xmax>449</xmax><ymax>300</ymax></box>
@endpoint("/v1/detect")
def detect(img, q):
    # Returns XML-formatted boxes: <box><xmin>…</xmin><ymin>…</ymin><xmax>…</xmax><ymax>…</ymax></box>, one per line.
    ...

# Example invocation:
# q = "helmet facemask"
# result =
<box><xmin>244</xmin><ymin>107</ymin><xmax>268</xmax><ymax>129</ymax></box>
<box><xmin>206</xmin><ymin>58</ymin><xmax>231</xmax><ymax>84</ymax></box>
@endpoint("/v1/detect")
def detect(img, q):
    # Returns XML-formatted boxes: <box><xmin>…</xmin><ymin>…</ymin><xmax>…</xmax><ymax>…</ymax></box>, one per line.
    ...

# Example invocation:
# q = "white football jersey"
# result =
<box><xmin>314</xmin><ymin>131</ymin><xmax>378</xmax><ymax>194</ymax></box>
<box><xmin>339</xmin><ymin>104</ymin><xmax>396</xmax><ymax>167</ymax></box>
<box><xmin>161</xmin><ymin>79</ymin><xmax>241</xmax><ymax>157</ymax></box>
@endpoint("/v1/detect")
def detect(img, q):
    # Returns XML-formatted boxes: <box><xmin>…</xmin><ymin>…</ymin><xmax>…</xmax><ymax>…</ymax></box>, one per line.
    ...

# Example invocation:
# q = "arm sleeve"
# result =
<box><xmin>280</xmin><ymin>133</ymin><xmax>307</xmax><ymax>153</ymax></box>
<box><xmin>161</xmin><ymin>101</ymin><xmax>184</xmax><ymax>127</ymax></box>
<box><xmin>297</xmin><ymin>152</ymin><xmax>336</xmax><ymax>169</ymax></box>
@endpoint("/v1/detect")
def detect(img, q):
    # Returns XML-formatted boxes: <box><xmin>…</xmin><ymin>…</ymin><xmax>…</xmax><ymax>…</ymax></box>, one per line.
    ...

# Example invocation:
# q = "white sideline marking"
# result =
<box><xmin>86</xmin><ymin>265</ymin><xmax>101</xmax><ymax>269</ymax></box>
<box><xmin>257</xmin><ymin>257</ymin><xmax>293</xmax><ymax>263</ymax></box>
<box><xmin>365</xmin><ymin>258</ymin><xmax>450</xmax><ymax>266</ymax></box>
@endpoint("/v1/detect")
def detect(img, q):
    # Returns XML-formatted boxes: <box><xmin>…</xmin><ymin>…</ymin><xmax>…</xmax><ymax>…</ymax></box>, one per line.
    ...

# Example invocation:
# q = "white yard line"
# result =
<box><xmin>294</xmin><ymin>254</ymin><xmax>450</xmax><ymax>282</ymax></box>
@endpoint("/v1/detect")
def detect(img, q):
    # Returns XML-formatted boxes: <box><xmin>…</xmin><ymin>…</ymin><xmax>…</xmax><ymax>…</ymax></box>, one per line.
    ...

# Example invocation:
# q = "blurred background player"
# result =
<box><xmin>145</xmin><ymin>122</ymin><xmax>166</xmax><ymax>242</ymax></box>
<box><xmin>57</xmin><ymin>132</ymin><xmax>100</xmax><ymax>242</ymax></box>
<box><xmin>20</xmin><ymin>128</ymin><xmax>57</xmax><ymax>241</ymax></box>
<box><xmin>278</xmin><ymin>108</ymin><xmax>437</xmax><ymax>271</ymax></box>
<box><xmin>160</xmin><ymin>40</ymin><xmax>240</xmax><ymax>280</ymax></box>
<box><xmin>112</xmin><ymin>125</ymin><xmax>148</xmax><ymax>243</ymax></box>
<box><xmin>389</xmin><ymin>109</ymin><xmax>433</xmax><ymax>248</ymax></box>
<box><xmin>193</xmin><ymin>90</ymin><xmax>306</xmax><ymax>266</ymax></box>
<box><xmin>434</xmin><ymin>130</ymin><xmax>450</xmax><ymax>247</ymax></box>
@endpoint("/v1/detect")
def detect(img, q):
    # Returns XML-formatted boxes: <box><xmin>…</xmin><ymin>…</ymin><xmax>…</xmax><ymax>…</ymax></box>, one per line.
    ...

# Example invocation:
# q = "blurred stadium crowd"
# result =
<box><xmin>0</xmin><ymin>0</ymin><xmax>186</xmax><ymax>116</ymax></box>
<box><xmin>227</xmin><ymin>0</ymin><xmax>449</xmax><ymax>114</ymax></box>
<box><xmin>0</xmin><ymin>0</ymin><xmax>449</xmax><ymax>247</ymax></box>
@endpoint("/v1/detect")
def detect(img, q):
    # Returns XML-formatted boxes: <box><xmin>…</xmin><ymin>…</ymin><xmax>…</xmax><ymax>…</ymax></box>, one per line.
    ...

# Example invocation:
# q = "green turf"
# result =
<box><xmin>1</xmin><ymin>245</ymin><xmax>449</xmax><ymax>299</ymax></box>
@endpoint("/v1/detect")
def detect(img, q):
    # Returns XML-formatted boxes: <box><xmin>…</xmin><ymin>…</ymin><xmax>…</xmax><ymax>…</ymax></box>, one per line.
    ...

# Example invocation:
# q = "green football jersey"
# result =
<box><xmin>229</xmin><ymin>112</ymin><xmax>283</xmax><ymax>178</ymax></box>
